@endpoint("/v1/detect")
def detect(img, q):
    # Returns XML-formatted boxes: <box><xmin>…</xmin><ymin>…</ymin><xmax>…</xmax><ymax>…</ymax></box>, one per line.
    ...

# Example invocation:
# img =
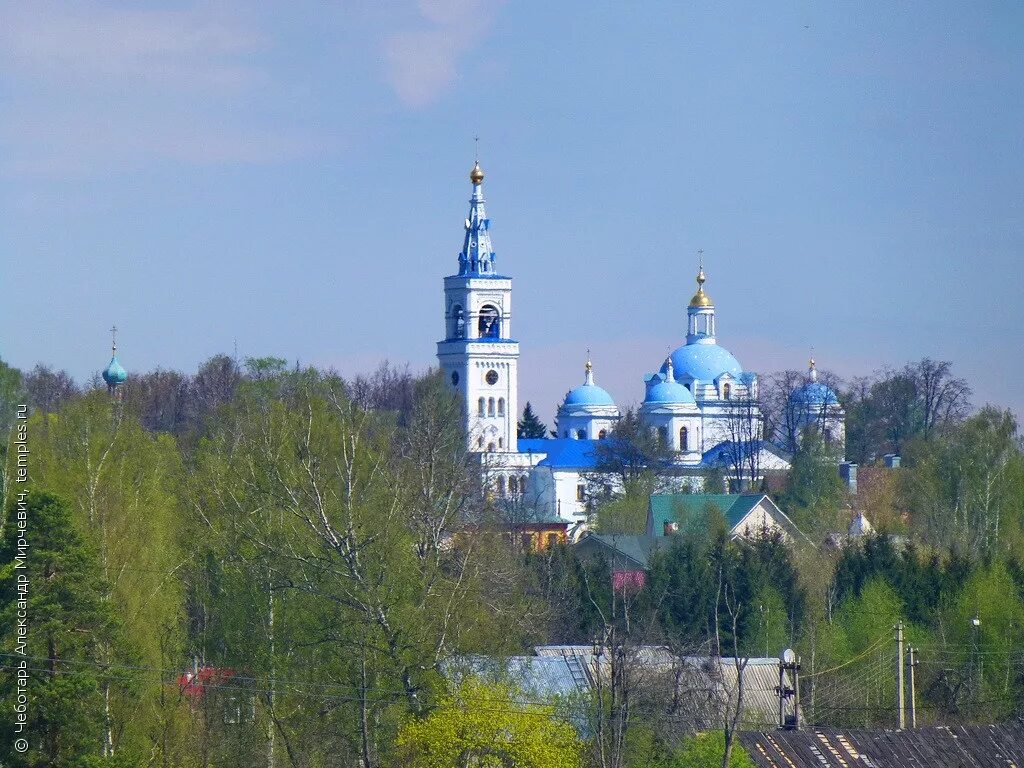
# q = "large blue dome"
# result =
<box><xmin>645</xmin><ymin>378</ymin><xmax>696</xmax><ymax>405</ymax></box>
<box><xmin>564</xmin><ymin>383</ymin><xmax>615</xmax><ymax>407</ymax></box>
<box><xmin>790</xmin><ymin>381</ymin><xmax>839</xmax><ymax>406</ymax></box>
<box><xmin>664</xmin><ymin>343</ymin><xmax>743</xmax><ymax>382</ymax></box>
<box><xmin>102</xmin><ymin>356</ymin><xmax>127</xmax><ymax>386</ymax></box>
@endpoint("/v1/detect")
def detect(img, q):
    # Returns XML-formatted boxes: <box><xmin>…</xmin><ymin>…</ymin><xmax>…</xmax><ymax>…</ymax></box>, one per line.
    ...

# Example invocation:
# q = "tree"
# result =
<box><xmin>593</xmin><ymin>408</ymin><xmax>672</xmax><ymax>487</ymax></box>
<box><xmin>395</xmin><ymin>677</ymin><xmax>583</xmax><ymax>768</ymax></box>
<box><xmin>779</xmin><ymin>433</ymin><xmax>846</xmax><ymax>537</ymax></box>
<box><xmin>24</xmin><ymin>364</ymin><xmax>78</xmax><ymax>415</ymax></box>
<box><xmin>0</xmin><ymin>490</ymin><xmax>119</xmax><ymax>767</ymax></box>
<box><xmin>670</xmin><ymin>731</ymin><xmax>754</xmax><ymax>768</ymax></box>
<box><xmin>517</xmin><ymin>402</ymin><xmax>548</xmax><ymax>439</ymax></box>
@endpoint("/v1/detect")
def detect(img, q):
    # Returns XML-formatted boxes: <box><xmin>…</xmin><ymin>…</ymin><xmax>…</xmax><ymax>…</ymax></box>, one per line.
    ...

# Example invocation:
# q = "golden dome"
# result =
<box><xmin>470</xmin><ymin>160</ymin><xmax>485</xmax><ymax>184</ymax></box>
<box><xmin>688</xmin><ymin>266</ymin><xmax>713</xmax><ymax>307</ymax></box>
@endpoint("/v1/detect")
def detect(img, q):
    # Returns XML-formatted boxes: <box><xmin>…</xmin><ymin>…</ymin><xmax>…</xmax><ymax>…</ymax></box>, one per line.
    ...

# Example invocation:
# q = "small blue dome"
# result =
<box><xmin>564</xmin><ymin>383</ymin><xmax>615</xmax><ymax>407</ymax></box>
<box><xmin>664</xmin><ymin>343</ymin><xmax>743</xmax><ymax>382</ymax></box>
<box><xmin>102</xmin><ymin>356</ymin><xmax>127</xmax><ymax>386</ymax></box>
<box><xmin>645</xmin><ymin>377</ymin><xmax>696</xmax><ymax>405</ymax></box>
<box><xmin>790</xmin><ymin>381</ymin><xmax>839</xmax><ymax>406</ymax></box>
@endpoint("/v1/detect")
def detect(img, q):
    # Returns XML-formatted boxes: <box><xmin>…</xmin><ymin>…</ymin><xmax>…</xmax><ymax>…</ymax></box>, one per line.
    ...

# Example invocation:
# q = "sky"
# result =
<box><xmin>1</xmin><ymin>1</ymin><xmax>1022</xmax><ymax>425</ymax></box>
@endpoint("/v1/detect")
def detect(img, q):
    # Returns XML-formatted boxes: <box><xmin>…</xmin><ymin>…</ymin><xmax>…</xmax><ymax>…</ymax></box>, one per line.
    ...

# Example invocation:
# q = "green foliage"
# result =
<box><xmin>0</xmin><ymin>490</ymin><xmax>119</xmax><ymax>767</ymax></box>
<box><xmin>780</xmin><ymin>433</ymin><xmax>846</xmax><ymax>535</ymax></box>
<box><xmin>668</xmin><ymin>731</ymin><xmax>754</xmax><ymax>768</ymax></box>
<box><xmin>517</xmin><ymin>401</ymin><xmax>549</xmax><ymax>439</ymax></box>
<box><xmin>395</xmin><ymin>677</ymin><xmax>583</xmax><ymax>768</ymax></box>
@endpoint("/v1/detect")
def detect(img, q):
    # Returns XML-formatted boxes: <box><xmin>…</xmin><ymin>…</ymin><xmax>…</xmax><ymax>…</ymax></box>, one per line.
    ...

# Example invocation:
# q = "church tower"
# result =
<box><xmin>437</xmin><ymin>160</ymin><xmax>519</xmax><ymax>454</ymax></box>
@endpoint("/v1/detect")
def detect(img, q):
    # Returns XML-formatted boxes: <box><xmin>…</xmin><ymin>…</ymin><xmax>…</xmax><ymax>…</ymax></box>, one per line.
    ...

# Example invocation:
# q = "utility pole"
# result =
<box><xmin>895</xmin><ymin>622</ymin><xmax>905</xmax><ymax>729</ymax></box>
<box><xmin>906</xmin><ymin>646</ymin><xmax>918</xmax><ymax>729</ymax></box>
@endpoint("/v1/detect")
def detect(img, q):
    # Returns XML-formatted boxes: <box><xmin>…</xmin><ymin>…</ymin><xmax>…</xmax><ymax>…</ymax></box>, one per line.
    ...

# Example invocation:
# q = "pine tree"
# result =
<box><xmin>517</xmin><ymin>401</ymin><xmax>548</xmax><ymax>438</ymax></box>
<box><xmin>0</xmin><ymin>490</ymin><xmax>118</xmax><ymax>766</ymax></box>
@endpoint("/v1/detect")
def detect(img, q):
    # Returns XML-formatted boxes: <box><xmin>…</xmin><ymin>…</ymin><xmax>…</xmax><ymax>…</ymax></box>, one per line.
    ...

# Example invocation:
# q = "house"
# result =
<box><xmin>740</xmin><ymin>722</ymin><xmax>1024</xmax><ymax>767</ymax></box>
<box><xmin>647</xmin><ymin>493</ymin><xmax>807</xmax><ymax>543</ymax></box>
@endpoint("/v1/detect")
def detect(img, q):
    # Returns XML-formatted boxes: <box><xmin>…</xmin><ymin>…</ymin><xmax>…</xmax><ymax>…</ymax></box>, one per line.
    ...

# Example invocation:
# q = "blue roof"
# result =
<box><xmin>518</xmin><ymin>438</ymin><xmax>601</xmax><ymax>469</ymax></box>
<box><xmin>790</xmin><ymin>381</ymin><xmax>839</xmax><ymax>405</ymax></box>
<box><xmin>102</xmin><ymin>356</ymin><xmax>127</xmax><ymax>386</ymax></box>
<box><xmin>563</xmin><ymin>383</ymin><xmax>615</xmax><ymax>407</ymax></box>
<box><xmin>644</xmin><ymin>375</ymin><xmax>696</xmax><ymax>404</ymax></box>
<box><xmin>664</xmin><ymin>343</ymin><xmax>743</xmax><ymax>382</ymax></box>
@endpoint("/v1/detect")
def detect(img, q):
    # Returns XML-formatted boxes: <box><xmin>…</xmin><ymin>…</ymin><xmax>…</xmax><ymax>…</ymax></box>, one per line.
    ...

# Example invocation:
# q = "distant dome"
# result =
<box><xmin>645</xmin><ymin>378</ymin><xmax>696</xmax><ymax>404</ymax></box>
<box><xmin>102</xmin><ymin>356</ymin><xmax>127</xmax><ymax>386</ymax></box>
<box><xmin>664</xmin><ymin>343</ymin><xmax>743</xmax><ymax>383</ymax></box>
<box><xmin>790</xmin><ymin>381</ymin><xmax>839</xmax><ymax>406</ymax></box>
<box><xmin>564</xmin><ymin>383</ymin><xmax>615</xmax><ymax>407</ymax></box>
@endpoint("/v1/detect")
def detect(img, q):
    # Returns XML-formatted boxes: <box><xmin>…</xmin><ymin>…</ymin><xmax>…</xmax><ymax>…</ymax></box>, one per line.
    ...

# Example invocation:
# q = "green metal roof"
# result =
<box><xmin>575</xmin><ymin>534</ymin><xmax>661</xmax><ymax>569</ymax></box>
<box><xmin>648</xmin><ymin>493</ymin><xmax>767</xmax><ymax>537</ymax></box>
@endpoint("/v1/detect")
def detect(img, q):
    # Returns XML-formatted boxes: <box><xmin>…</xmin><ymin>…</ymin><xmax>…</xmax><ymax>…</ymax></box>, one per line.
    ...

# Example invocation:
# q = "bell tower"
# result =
<box><xmin>437</xmin><ymin>159</ymin><xmax>519</xmax><ymax>454</ymax></box>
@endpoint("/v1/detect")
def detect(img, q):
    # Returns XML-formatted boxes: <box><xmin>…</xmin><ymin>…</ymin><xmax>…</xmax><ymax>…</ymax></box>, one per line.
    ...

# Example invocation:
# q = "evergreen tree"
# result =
<box><xmin>517</xmin><ymin>401</ymin><xmax>548</xmax><ymax>438</ymax></box>
<box><xmin>0</xmin><ymin>490</ymin><xmax>118</xmax><ymax>767</ymax></box>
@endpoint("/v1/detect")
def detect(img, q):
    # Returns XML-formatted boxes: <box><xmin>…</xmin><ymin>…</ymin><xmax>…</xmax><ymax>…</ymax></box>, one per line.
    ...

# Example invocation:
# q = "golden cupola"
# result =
<box><xmin>688</xmin><ymin>266</ymin><xmax>713</xmax><ymax>308</ymax></box>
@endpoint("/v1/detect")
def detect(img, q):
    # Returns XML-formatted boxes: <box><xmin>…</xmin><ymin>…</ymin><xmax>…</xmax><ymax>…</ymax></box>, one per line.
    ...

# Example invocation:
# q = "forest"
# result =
<box><xmin>0</xmin><ymin>354</ymin><xmax>1022</xmax><ymax>768</ymax></box>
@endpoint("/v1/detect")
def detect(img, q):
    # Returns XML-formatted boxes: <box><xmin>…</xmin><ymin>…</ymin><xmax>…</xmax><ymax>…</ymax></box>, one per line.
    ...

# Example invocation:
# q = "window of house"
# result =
<box><xmin>477</xmin><ymin>436</ymin><xmax>483</xmax><ymax>448</ymax></box>
<box><xmin>576</xmin><ymin>484</ymin><xmax>586</xmax><ymax>502</ymax></box>
<box><xmin>497</xmin><ymin>476</ymin><xmax>506</xmax><ymax>496</ymax></box>
<box><xmin>598</xmin><ymin>429</ymin><xmax>607</xmax><ymax>440</ymax></box>
<box><xmin>478</xmin><ymin>398</ymin><xmax>485</xmax><ymax>417</ymax></box>
<box><xmin>723</xmin><ymin>383</ymin><xmax>732</xmax><ymax>400</ymax></box>
<box><xmin>498</xmin><ymin>437</ymin><xmax>504</xmax><ymax>448</ymax></box>
<box><xmin>498</xmin><ymin>398</ymin><xmax>505</xmax><ymax>416</ymax></box>
<box><xmin>564</xmin><ymin>430</ymin><xmax>570</xmax><ymax>438</ymax></box>
<box><xmin>520</xmin><ymin>475</ymin><xmax>529</xmax><ymax>494</ymax></box>
<box><xmin>487</xmin><ymin>397</ymin><xmax>495</xmax><ymax>416</ymax></box>
<box><xmin>451</xmin><ymin>370</ymin><xmax>459</xmax><ymax>386</ymax></box>
<box><xmin>658</xmin><ymin>426</ymin><xmax>668</xmax><ymax>444</ymax></box>
<box><xmin>487</xmin><ymin>442</ymin><xmax>495</xmax><ymax>452</ymax></box>
<box><xmin>576</xmin><ymin>429</ymin><xmax>586</xmax><ymax>440</ymax></box>
<box><xmin>546</xmin><ymin>533</ymin><xmax>559</xmax><ymax>549</ymax></box>
<box><xmin>680</xmin><ymin>426</ymin><xmax>689</xmax><ymax>451</ymax></box>
<box><xmin>452</xmin><ymin>305</ymin><xmax>465</xmax><ymax>339</ymax></box>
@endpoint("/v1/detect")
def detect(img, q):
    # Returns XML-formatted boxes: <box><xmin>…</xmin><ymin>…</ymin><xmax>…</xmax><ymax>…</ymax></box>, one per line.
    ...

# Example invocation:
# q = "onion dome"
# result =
<box><xmin>790</xmin><ymin>357</ymin><xmax>839</xmax><ymax>405</ymax></box>
<box><xmin>563</xmin><ymin>358</ymin><xmax>615</xmax><ymax>407</ymax></box>
<box><xmin>688</xmin><ymin>265</ymin><xmax>713</xmax><ymax>308</ymax></box>
<box><xmin>663</xmin><ymin>344</ymin><xmax>743</xmax><ymax>383</ymax></box>
<box><xmin>470</xmin><ymin>160</ymin><xmax>484</xmax><ymax>185</ymax></box>
<box><xmin>645</xmin><ymin>357</ymin><xmax>696</xmax><ymax>404</ymax></box>
<box><xmin>103</xmin><ymin>356</ymin><xmax>127</xmax><ymax>387</ymax></box>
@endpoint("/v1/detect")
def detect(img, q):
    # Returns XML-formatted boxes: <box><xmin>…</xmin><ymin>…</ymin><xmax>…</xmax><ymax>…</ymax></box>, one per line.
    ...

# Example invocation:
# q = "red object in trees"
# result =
<box><xmin>177</xmin><ymin>666</ymin><xmax>237</xmax><ymax>699</ymax></box>
<box><xmin>612</xmin><ymin>570</ymin><xmax>646</xmax><ymax>592</ymax></box>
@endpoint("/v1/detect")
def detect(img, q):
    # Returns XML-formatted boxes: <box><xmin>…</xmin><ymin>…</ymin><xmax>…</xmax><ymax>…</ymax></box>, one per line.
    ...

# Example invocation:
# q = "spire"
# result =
<box><xmin>584</xmin><ymin>352</ymin><xmax>595</xmax><ymax>386</ymax></box>
<box><xmin>808</xmin><ymin>356</ymin><xmax>818</xmax><ymax>382</ymax></box>
<box><xmin>102</xmin><ymin>324</ymin><xmax>128</xmax><ymax>396</ymax></box>
<box><xmin>688</xmin><ymin>254</ymin><xmax>713</xmax><ymax>308</ymax></box>
<box><xmin>458</xmin><ymin>154</ymin><xmax>495</xmax><ymax>275</ymax></box>
<box><xmin>664</xmin><ymin>355</ymin><xmax>676</xmax><ymax>383</ymax></box>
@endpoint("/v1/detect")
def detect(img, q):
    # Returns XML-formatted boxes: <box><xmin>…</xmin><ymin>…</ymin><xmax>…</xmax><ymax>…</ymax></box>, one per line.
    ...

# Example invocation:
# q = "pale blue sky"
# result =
<box><xmin>2</xmin><ymin>1</ymin><xmax>1022</xmax><ymax>424</ymax></box>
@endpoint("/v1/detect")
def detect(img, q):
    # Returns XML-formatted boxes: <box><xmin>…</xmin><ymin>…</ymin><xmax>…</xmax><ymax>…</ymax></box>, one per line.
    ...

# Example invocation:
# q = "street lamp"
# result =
<box><xmin>971</xmin><ymin>615</ymin><xmax>981</xmax><ymax>700</ymax></box>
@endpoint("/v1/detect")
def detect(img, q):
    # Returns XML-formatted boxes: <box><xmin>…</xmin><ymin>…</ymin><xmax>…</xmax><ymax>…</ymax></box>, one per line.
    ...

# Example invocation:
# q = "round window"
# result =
<box><xmin>485</xmin><ymin>369</ymin><xmax>499</xmax><ymax>385</ymax></box>
<box><xmin>451</xmin><ymin>371</ymin><xmax>459</xmax><ymax>386</ymax></box>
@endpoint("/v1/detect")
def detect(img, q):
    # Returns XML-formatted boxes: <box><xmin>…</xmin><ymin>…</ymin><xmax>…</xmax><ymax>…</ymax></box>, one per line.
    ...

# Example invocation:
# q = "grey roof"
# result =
<box><xmin>740</xmin><ymin>722</ymin><xmax>1024</xmax><ymax>767</ymax></box>
<box><xmin>534</xmin><ymin>646</ymin><xmax>789</xmax><ymax>731</ymax></box>
<box><xmin>574</xmin><ymin>533</ymin><xmax>661</xmax><ymax>569</ymax></box>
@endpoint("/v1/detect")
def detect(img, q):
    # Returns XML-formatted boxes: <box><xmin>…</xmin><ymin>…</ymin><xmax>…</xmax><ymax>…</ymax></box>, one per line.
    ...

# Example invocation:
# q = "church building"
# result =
<box><xmin>436</xmin><ymin>160</ymin><xmax>843</xmax><ymax>531</ymax></box>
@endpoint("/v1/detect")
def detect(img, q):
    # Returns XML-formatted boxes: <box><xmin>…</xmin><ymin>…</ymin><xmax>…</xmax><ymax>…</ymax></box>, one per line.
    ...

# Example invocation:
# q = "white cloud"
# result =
<box><xmin>383</xmin><ymin>0</ymin><xmax>499</xmax><ymax>108</ymax></box>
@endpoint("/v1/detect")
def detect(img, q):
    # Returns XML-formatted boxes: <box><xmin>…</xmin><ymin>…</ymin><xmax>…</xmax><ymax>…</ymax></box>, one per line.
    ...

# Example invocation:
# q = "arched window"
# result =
<box><xmin>598</xmin><ymin>429</ymin><xmax>607</xmax><ymax>440</ymax></box>
<box><xmin>498</xmin><ymin>437</ymin><xmax>504</xmax><ymax>448</ymax></box>
<box><xmin>723</xmin><ymin>382</ymin><xmax>732</xmax><ymax>400</ymax></box>
<box><xmin>497</xmin><ymin>476</ymin><xmax>506</xmax><ymax>496</ymax></box>
<box><xmin>823</xmin><ymin>427</ymin><xmax>833</xmax><ymax>443</ymax></box>
<box><xmin>487</xmin><ymin>398</ymin><xmax>495</xmax><ymax>416</ymax></box>
<box><xmin>680</xmin><ymin>426</ymin><xmax>689</xmax><ymax>451</ymax></box>
<box><xmin>478</xmin><ymin>398</ymin><xmax>485</xmax><ymax>417</ymax></box>
<box><xmin>576</xmin><ymin>429</ymin><xmax>586</xmax><ymax>440</ymax></box>
<box><xmin>478</xmin><ymin>304</ymin><xmax>500</xmax><ymax>338</ymax></box>
<box><xmin>477</xmin><ymin>437</ymin><xmax>483</xmax><ymax>448</ymax></box>
<box><xmin>452</xmin><ymin>305</ymin><xmax>465</xmax><ymax>339</ymax></box>
<box><xmin>497</xmin><ymin>398</ymin><xmax>505</xmax><ymax>416</ymax></box>
<box><xmin>487</xmin><ymin>442</ymin><xmax>495</xmax><ymax>452</ymax></box>
<box><xmin>520</xmin><ymin>475</ymin><xmax>529</xmax><ymax>494</ymax></box>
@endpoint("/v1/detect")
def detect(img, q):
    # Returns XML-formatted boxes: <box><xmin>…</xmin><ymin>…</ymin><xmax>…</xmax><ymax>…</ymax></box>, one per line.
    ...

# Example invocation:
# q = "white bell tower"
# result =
<box><xmin>437</xmin><ymin>160</ymin><xmax>519</xmax><ymax>454</ymax></box>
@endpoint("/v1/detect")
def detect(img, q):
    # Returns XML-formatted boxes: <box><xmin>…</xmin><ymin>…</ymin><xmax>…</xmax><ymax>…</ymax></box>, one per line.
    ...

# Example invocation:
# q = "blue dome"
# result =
<box><xmin>644</xmin><ymin>378</ymin><xmax>696</xmax><ymax>405</ymax></box>
<box><xmin>790</xmin><ymin>381</ymin><xmax>839</xmax><ymax>406</ymax></box>
<box><xmin>664</xmin><ymin>343</ymin><xmax>743</xmax><ymax>382</ymax></box>
<box><xmin>102</xmin><ymin>356</ymin><xmax>127</xmax><ymax>386</ymax></box>
<box><xmin>564</xmin><ymin>383</ymin><xmax>615</xmax><ymax>407</ymax></box>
